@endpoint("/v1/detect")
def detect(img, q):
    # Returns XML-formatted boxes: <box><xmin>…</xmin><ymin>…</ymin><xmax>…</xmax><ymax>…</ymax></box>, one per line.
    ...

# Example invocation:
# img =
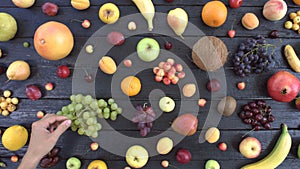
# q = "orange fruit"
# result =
<box><xmin>120</xmin><ymin>76</ymin><xmax>141</xmax><ymax>96</ymax></box>
<box><xmin>294</xmin><ymin>0</ymin><xmax>300</xmax><ymax>5</ymax></box>
<box><xmin>201</xmin><ymin>1</ymin><xmax>228</xmax><ymax>27</ymax></box>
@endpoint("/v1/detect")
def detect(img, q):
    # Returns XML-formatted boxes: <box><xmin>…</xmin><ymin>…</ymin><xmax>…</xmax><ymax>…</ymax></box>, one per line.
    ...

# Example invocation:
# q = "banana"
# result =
<box><xmin>241</xmin><ymin>124</ymin><xmax>292</xmax><ymax>169</ymax></box>
<box><xmin>298</xmin><ymin>144</ymin><xmax>300</xmax><ymax>159</ymax></box>
<box><xmin>132</xmin><ymin>0</ymin><xmax>155</xmax><ymax>31</ymax></box>
<box><xmin>284</xmin><ymin>44</ymin><xmax>300</xmax><ymax>72</ymax></box>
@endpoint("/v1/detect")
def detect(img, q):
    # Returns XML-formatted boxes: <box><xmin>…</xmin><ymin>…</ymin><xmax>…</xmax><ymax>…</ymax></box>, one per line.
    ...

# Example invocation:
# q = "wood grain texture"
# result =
<box><xmin>0</xmin><ymin>0</ymin><xmax>299</xmax><ymax>169</ymax></box>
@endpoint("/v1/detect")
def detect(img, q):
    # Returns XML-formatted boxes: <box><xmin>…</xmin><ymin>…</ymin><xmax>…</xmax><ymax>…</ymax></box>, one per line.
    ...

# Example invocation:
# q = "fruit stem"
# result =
<box><xmin>281</xmin><ymin>123</ymin><xmax>288</xmax><ymax>133</ymax></box>
<box><xmin>70</xmin><ymin>19</ymin><xmax>83</xmax><ymax>23</ymax></box>
<box><xmin>179</xmin><ymin>35</ymin><xmax>184</xmax><ymax>39</ymax></box>
<box><xmin>230</xmin><ymin>19</ymin><xmax>236</xmax><ymax>30</ymax></box>
<box><xmin>242</xmin><ymin>128</ymin><xmax>256</xmax><ymax>138</ymax></box>
<box><xmin>169</xmin><ymin>164</ymin><xmax>180</xmax><ymax>169</ymax></box>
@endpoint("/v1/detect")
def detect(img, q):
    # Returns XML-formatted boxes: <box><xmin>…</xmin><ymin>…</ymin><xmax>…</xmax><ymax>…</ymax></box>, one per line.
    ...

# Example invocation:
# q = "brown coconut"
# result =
<box><xmin>192</xmin><ymin>36</ymin><xmax>228</xmax><ymax>71</ymax></box>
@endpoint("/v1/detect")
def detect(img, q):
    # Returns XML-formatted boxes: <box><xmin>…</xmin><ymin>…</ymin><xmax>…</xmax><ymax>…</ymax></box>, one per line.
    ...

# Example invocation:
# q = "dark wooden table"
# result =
<box><xmin>0</xmin><ymin>0</ymin><xmax>300</xmax><ymax>168</ymax></box>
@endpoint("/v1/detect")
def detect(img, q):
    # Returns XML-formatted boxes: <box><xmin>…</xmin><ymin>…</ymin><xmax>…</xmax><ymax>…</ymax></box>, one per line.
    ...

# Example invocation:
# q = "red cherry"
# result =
<box><xmin>176</xmin><ymin>149</ymin><xmax>192</xmax><ymax>164</ymax></box>
<box><xmin>82</xmin><ymin>19</ymin><xmax>91</xmax><ymax>29</ymax></box>
<box><xmin>56</xmin><ymin>65</ymin><xmax>70</xmax><ymax>79</ymax></box>
<box><xmin>163</xmin><ymin>77</ymin><xmax>171</xmax><ymax>85</ymax></box>
<box><xmin>228</xmin><ymin>30</ymin><xmax>236</xmax><ymax>38</ymax></box>
<box><xmin>164</xmin><ymin>41</ymin><xmax>172</xmax><ymax>50</ymax></box>
<box><xmin>229</xmin><ymin>0</ymin><xmax>243</xmax><ymax>9</ymax></box>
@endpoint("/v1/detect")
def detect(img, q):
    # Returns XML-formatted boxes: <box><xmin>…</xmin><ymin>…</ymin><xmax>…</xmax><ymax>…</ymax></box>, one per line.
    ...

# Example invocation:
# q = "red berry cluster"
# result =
<box><xmin>153</xmin><ymin>58</ymin><xmax>186</xmax><ymax>85</ymax></box>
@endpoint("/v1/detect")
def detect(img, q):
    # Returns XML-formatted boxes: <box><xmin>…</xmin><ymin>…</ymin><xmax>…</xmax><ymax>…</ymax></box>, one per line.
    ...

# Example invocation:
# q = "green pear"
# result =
<box><xmin>0</xmin><ymin>12</ymin><xmax>17</xmax><ymax>41</ymax></box>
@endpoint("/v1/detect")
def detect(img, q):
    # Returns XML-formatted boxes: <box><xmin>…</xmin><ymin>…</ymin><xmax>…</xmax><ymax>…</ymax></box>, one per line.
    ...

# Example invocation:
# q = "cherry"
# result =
<box><xmin>228</xmin><ymin>30</ymin><xmax>236</xmax><ymax>38</ymax></box>
<box><xmin>176</xmin><ymin>149</ymin><xmax>192</xmax><ymax>164</ymax></box>
<box><xmin>56</xmin><ymin>65</ymin><xmax>70</xmax><ymax>79</ymax></box>
<box><xmin>229</xmin><ymin>0</ymin><xmax>243</xmax><ymax>9</ymax></box>
<box><xmin>269</xmin><ymin>30</ymin><xmax>279</xmax><ymax>39</ymax></box>
<box><xmin>164</xmin><ymin>41</ymin><xmax>172</xmax><ymax>50</ymax></box>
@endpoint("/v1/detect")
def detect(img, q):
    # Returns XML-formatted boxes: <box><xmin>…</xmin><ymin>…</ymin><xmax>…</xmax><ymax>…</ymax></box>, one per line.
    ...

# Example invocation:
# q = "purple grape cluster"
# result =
<box><xmin>132</xmin><ymin>104</ymin><xmax>156</xmax><ymax>137</ymax></box>
<box><xmin>232</xmin><ymin>35</ymin><xmax>275</xmax><ymax>77</ymax></box>
<box><xmin>238</xmin><ymin>100</ymin><xmax>275</xmax><ymax>130</ymax></box>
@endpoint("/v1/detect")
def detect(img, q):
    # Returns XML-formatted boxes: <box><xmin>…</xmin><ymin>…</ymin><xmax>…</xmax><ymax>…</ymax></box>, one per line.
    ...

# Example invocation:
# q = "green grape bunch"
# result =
<box><xmin>56</xmin><ymin>94</ymin><xmax>122</xmax><ymax>138</ymax></box>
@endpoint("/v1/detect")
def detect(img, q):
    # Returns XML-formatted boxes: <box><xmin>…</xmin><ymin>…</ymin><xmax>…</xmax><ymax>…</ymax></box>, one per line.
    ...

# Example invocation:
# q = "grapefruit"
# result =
<box><xmin>34</xmin><ymin>21</ymin><xmax>74</xmax><ymax>60</ymax></box>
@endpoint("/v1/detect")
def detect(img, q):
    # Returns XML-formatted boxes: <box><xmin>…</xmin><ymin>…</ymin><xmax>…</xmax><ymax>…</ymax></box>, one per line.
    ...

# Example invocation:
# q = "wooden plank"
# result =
<box><xmin>0</xmin><ymin>0</ymin><xmax>292</xmax><ymax>7</ymax></box>
<box><xmin>0</xmin><ymin>6</ymin><xmax>299</xmax><ymax>38</ymax></box>
<box><xmin>0</xmin><ymin>158</ymin><xmax>298</xmax><ymax>169</ymax></box>
<box><xmin>0</xmin><ymin>130</ymin><xmax>300</xmax><ymax>162</ymax></box>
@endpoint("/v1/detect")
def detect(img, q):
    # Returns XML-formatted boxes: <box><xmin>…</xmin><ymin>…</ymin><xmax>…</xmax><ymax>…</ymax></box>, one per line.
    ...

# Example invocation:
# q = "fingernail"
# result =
<box><xmin>65</xmin><ymin>120</ymin><xmax>71</xmax><ymax>127</ymax></box>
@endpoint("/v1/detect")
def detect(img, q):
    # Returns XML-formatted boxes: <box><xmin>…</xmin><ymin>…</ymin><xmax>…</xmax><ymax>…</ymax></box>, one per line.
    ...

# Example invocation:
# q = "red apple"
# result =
<box><xmin>106</xmin><ymin>31</ymin><xmax>125</xmax><ymax>46</ymax></box>
<box><xmin>239</xmin><ymin>137</ymin><xmax>261</xmax><ymax>159</ymax></box>
<box><xmin>176</xmin><ymin>149</ymin><xmax>192</xmax><ymax>164</ymax></box>
<box><xmin>229</xmin><ymin>0</ymin><xmax>243</xmax><ymax>9</ymax></box>
<box><xmin>267</xmin><ymin>71</ymin><xmax>300</xmax><ymax>102</ymax></box>
<box><xmin>171</xmin><ymin>113</ymin><xmax>198</xmax><ymax>136</ymax></box>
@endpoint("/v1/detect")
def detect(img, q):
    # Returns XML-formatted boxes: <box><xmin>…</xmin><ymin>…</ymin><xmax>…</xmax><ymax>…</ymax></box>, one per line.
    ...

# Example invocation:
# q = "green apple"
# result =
<box><xmin>205</xmin><ymin>159</ymin><xmax>220</xmax><ymax>169</ymax></box>
<box><xmin>0</xmin><ymin>12</ymin><xmax>17</xmax><ymax>42</ymax></box>
<box><xmin>66</xmin><ymin>157</ymin><xmax>81</xmax><ymax>169</ymax></box>
<box><xmin>136</xmin><ymin>37</ymin><xmax>160</xmax><ymax>62</ymax></box>
<box><xmin>125</xmin><ymin>145</ymin><xmax>149</xmax><ymax>168</ymax></box>
<box><xmin>159</xmin><ymin>96</ymin><xmax>175</xmax><ymax>112</ymax></box>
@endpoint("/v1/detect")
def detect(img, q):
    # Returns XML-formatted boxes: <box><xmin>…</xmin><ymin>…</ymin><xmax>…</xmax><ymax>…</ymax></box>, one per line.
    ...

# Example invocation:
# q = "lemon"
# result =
<box><xmin>2</xmin><ymin>125</ymin><xmax>28</xmax><ymax>151</ymax></box>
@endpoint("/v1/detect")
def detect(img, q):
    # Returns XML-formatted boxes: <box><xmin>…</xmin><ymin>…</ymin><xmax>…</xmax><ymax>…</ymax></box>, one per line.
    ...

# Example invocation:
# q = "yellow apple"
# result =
<box><xmin>99</xmin><ymin>3</ymin><xmax>120</xmax><ymax>24</ymax></box>
<box><xmin>126</xmin><ymin>145</ymin><xmax>149</xmax><ymax>168</ymax></box>
<box><xmin>12</xmin><ymin>0</ymin><xmax>35</xmax><ymax>8</ymax></box>
<box><xmin>87</xmin><ymin>160</ymin><xmax>107</xmax><ymax>169</ymax></box>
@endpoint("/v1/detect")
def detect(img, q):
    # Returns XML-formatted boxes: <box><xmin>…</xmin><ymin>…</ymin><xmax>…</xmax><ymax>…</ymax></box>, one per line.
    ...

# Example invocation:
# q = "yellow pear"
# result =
<box><xmin>71</xmin><ymin>0</ymin><xmax>90</xmax><ymax>10</ymax></box>
<box><xmin>167</xmin><ymin>8</ymin><xmax>188</xmax><ymax>39</ymax></box>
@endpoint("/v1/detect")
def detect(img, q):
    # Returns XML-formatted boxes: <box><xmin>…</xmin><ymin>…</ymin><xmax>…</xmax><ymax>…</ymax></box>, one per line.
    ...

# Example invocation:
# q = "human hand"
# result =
<box><xmin>26</xmin><ymin>114</ymin><xmax>71</xmax><ymax>160</ymax></box>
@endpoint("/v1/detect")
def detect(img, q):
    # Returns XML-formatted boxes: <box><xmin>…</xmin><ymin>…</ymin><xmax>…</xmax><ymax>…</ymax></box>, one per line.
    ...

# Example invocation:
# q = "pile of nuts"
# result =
<box><xmin>0</xmin><ymin>90</ymin><xmax>19</xmax><ymax>116</ymax></box>
<box><xmin>284</xmin><ymin>10</ymin><xmax>300</xmax><ymax>33</ymax></box>
<box><xmin>39</xmin><ymin>147</ymin><xmax>60</xmax><ymax>168</ymax></box>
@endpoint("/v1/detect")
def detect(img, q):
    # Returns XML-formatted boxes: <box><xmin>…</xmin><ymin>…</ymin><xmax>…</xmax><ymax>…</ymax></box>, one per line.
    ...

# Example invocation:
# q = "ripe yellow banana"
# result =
<box><xmin>241</xmin><ymin>124</ymin><xmax>292</xmax><ymax>169</ymax></box>
<box><xmin>132</xmin><ymin>0</ymin><xmax>155</xmax><ymax>31</ymax></box>
<box><xmin>284</xmin><ymin>44</ymin><xmax>300</xmax><ymax>72</ymax></box>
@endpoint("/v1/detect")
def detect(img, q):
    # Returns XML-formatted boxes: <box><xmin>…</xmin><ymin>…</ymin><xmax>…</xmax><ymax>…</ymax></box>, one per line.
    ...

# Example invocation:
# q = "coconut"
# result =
<box><xmin>192</xmin><ymin>36</ymin><xmax>228</xmax><ymax>71</ymax></box>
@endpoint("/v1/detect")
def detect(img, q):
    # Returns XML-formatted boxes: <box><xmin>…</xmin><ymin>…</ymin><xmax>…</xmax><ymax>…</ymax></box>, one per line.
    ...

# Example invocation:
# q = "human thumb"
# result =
<box><xmin>53</xmin><ymin>120</ymin><xmax>71</xmax><ymax>138</ymax></box>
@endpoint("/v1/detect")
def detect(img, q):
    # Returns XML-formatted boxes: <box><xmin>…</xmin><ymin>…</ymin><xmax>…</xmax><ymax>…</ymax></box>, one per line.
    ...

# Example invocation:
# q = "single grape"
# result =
<box><xmin>111</xmin><ymin>103</ymin><xmax>118</xmax><ymax>110</ymax></box>
<box><xmin>74</xmin><ymin>119</ymin><xmax>80</xmax><ymax>125</ymax></box>
<box><xmin>78</xmin><ymin>128</ymin><xmax>85</xmax><ymax>135</ymax></box>
<box><xmin>84</xmin><ymin>95</ymin><xmax>93</xmax><ymax>105</ymax></box>
<box><xmin>75</xmin><ymin>104</ymin><xmax>83</xmax><ymax>111</ymax></box>
<box><xmin>116</xmin><ymin>107</ymin><xmax>122</xmax><ymax>114</ymax></box>
<box><xmin>108</xmin><ymin>98</ymin><xmax>114</xmax><ymax>105</ymax></box>
<box><xmin>91</xmin><ymin>132</ymin><xmax>98</xmax><ymax>138</ymax></box>
<box><xmin>90</xmin><ymin>101</ymin><xmax>99</xmax><ymax>110</ymax></box>
<box><xmin>95</xmin><ymin>123</ymin><xmax>102</xmax><ymax>130</ymax></box>
<box><xmin>70</xmin><ymin>95</ymin><xmax>75</xmax><ymax>102</ymax></box>
<box><xmin>57</xmin><ymin>111</ymin><xmax>63</xmax><ymax>115</ymax></box>
<box><xmin>103</xmin><ymin>107</ymin><xmax>110</xmax><ymax>114</ymax></box>
<box><xmin>71</xmin><ymin>126</ymin><xmax>77</xmax><ymax>131</ymax></box>
<box><xmin>137</xmin><ymin>123</ymin><xmax>146</xmax><ymax>129</ymax></box>
<box><xmin>83</xmin><ymin>112</ymin><xmax>90</xmax><ymax>119</ymax></box>
<box><xmin>140</xmin><ymin>128</ymin><xmax>148</xmax><ymax>137</ymax></box>
<box><xmin>68</xmin><ymin>104</ymin><xmax>75</xmax><ymax>112</ymax></box>
<box><xmin>88</xmin><ymin>125</ymin><xmax>95</xmax><ymax>131</ymax></box>
<box><xmin>103</xmin><ymin>111</ymin><xmax>110</xmax><ymax>119</ymax></box>
<box><xmin>62</xmin><ymin>106</ymin><xmax>69</xmax><ymax>114</ymax></box>
<box><xmin>98</xmin><ymin>99</ymin><xmax>106</xmax><ymax>107</ymax></box>
<box><xmin>75</xmin><ymin>94</ymin><xmax>83</xmax><ymax>103</ymax></box>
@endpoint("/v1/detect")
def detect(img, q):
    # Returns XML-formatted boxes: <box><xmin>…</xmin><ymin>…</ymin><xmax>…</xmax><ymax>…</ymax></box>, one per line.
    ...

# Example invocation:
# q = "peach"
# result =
<box><xmin>263</xmin><ymin>0</ymin><xmax>287</xmax><ymax>21</ymax></box>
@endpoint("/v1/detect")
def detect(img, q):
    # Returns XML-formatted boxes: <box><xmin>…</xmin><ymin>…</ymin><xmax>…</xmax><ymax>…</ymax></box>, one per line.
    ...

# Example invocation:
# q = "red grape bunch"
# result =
<box><xmin>153</xmin><ymin>58</ymin><xmax>186</xmax><ymax>85</ymax></box>
<box><xmin>238</xmin><ymin>100</ymin><xmax>275</xmax><ymax>130</ymax></box>
<box><xmin>131</xmin><ymin>104</ymin><xmax>156</xmax><ymax>137</ymax></box>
